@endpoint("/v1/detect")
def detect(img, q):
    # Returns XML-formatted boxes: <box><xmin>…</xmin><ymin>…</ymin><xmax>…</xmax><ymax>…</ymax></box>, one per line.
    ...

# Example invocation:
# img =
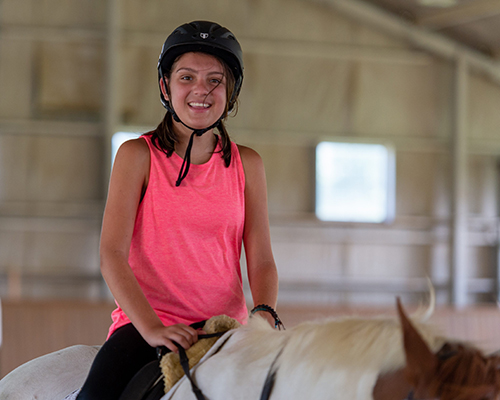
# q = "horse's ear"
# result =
<box><xmin>396</xmin><ymin>297</ymin><xmax>438</xmax><ymax>385</ymax></box>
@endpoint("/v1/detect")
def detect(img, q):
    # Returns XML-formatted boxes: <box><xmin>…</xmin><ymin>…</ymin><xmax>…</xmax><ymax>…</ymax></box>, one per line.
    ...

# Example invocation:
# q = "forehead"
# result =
<box><xmin>172</xmin><ymin>52</ymin><xmax>224</xmax><ymax>73</ymax></box>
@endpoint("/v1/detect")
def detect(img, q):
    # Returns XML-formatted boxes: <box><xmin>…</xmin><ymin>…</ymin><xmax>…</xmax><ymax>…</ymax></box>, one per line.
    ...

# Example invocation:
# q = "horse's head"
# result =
<box><xmin>397</xmin><ymin>298</ymin><xmax>500</xmax><ymax>400</ymax></box>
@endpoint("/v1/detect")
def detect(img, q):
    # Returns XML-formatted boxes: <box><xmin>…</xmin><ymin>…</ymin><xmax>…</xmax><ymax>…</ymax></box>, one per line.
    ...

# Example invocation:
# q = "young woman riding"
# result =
<box><xmin>76</xmin><ymin>20</ymin><xmax>279</xmax><ymax>400</ymax></box>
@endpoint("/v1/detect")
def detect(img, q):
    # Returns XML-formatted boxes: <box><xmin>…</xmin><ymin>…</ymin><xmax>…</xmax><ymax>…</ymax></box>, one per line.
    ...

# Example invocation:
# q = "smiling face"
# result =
<box><xmin>161</xmin><ymin>52</ymin><xmax>228</xmax><ymax>133</ymax></box>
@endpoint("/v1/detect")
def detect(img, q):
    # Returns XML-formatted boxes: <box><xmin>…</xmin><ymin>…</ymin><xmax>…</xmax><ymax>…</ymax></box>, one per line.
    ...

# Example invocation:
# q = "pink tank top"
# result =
<box><xmin>108</xmin><ymin>134</ymin><xmax>248</xmax><ymax>337</ymax></box>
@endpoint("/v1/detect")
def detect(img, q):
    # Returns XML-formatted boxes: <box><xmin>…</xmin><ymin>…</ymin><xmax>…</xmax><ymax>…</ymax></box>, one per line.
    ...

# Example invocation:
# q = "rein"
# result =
<box><xmin>157</xmin><ymin>331</ymin><xmax>229</xmax><ymax>400</ymax></box>
<box><xmin>161</xmin><ymin>308</ymin><xmax>284</xmax><ymax>400</ymax></box>
<box><xmin>259</xmin><ymin>340</ymin><xmax>288</xmax><ymax>400</ymax></box>
<box><xmin>175</xmin><ymin>332</ymin><xmax>228</xmax><ymax>400</ymax></box>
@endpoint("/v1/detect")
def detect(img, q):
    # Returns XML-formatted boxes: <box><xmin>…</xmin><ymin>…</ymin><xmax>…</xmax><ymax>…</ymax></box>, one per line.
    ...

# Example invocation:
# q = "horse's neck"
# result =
<box><xmin>373</xmin><ymin>368</ymin><xmax>412</xmax><ymax>400</ymax></box>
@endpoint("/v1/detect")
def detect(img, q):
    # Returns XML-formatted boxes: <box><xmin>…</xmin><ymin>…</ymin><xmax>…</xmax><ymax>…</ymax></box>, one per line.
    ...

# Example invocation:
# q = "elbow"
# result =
<box><xmin>99</xmin><ymin>246</ymin><xmax>128</xmax><ymax>276</ymax></box>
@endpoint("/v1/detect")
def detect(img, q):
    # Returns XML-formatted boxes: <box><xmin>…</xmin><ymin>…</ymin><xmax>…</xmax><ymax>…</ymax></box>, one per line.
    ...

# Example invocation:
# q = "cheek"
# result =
<box><xmin>170</xmin><ymin>85</ymin><xmax>187</xmax><ymax>103</ymax></box>
<box><xmin>214</xmin><ymin>87</ymin><xmax>228</xmax><ymax>107</ymax></box>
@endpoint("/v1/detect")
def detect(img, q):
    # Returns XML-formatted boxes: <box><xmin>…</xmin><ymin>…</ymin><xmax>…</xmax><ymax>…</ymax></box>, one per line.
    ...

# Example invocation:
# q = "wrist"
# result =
<box><xmin>250</xmin><ymin>304</ymin><xmax>284</xmax><ymax>330</ymax></box>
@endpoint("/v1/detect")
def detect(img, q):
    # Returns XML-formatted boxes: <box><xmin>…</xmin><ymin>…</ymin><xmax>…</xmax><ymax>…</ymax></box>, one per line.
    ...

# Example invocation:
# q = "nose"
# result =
<box><xmin>192</xmin><ymin>78</ymin><xmax>210</xmax><ymax>96</ymax></box>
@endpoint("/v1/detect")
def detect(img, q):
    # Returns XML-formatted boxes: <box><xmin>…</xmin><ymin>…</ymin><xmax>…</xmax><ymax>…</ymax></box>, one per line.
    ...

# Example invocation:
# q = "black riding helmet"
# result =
<box><xmin>156</xmin><ymin>21</ymin><xmax>244</xmax><ymax>187</ymax></box>
<box><xmin>157</xmin><ymin>20</ymin><xmax>244</xmax><ymax>114</ymax></box>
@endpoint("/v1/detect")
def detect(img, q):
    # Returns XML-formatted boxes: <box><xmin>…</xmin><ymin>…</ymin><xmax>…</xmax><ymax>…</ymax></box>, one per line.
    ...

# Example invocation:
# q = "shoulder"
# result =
<box><xmin>236</xmin><ymin>144</ymin><xmax>267</xmax><ymax>189</ymax></box>
<box><xmin>116</xmin><ymin>137</ymin><xmax>149</xmax><ymax>159</ymax></box>
<box><xmin>237</xmin><ymin>144</ymin><xmax>265</xmax><ymax>174</ymax></box>
<box><xmin>109</xmin><ymin>137</ymin><xmax>150</xmax><ymax>199</ymax></box>
<box><xmin>114</xmin><ymin>137</ymin><xmax>150</xmax><ymax>169</ymax></box>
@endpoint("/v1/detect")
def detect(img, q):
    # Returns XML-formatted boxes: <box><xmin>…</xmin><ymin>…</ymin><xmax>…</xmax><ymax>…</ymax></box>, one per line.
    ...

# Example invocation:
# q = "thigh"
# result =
<box><xmin>77</xmin><ymin>324</ymin><xmax>157</xmax><ymax>400</ymax></box>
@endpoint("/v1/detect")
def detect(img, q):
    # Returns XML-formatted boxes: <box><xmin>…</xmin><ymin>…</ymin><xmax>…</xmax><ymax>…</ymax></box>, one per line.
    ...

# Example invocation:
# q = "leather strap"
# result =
<box><xmin>158</xmin><ymin>330</ymin><xmax>227</xmax><ymax>400</ymax></box>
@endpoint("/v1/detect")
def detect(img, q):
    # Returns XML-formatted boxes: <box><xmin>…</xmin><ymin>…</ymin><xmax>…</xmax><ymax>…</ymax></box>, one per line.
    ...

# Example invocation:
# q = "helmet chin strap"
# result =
<box><xmin>165</xmin><ymin>101</ymin><xmax>222</xmax><ymax>187</ymax></box>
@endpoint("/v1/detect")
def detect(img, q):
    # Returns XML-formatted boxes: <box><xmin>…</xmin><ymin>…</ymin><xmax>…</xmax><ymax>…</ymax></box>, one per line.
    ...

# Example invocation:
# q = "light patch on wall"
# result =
<box><xmin>316</xmin><ymin>141</ymin><xmax>395</xmax><ymax>223</ymax></box>
<box><xmin>111</xmin><ymin>132</ymin><xmax>141</xmax><ymax>165</ymax></box>
<box><xmin>418</xmin><ymin>0</ymin><xmax>457</xmax><ymax>7</ymax></box>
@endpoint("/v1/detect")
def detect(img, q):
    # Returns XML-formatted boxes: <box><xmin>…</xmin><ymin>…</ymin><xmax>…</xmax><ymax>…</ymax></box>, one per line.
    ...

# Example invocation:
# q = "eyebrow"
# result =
<box><xmin>175</xmin><ymin>67</ymin><xmax>224</xmax><ymax>76</ymax></box>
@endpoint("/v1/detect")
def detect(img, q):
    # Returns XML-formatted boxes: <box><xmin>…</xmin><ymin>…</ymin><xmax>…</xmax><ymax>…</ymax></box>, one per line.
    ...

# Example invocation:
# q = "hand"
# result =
<box><xmin>143</xmin><ymin>323</ymin><xmax>205</xmax><ymax>353</ymax></box>
<box><xmin>254</xmin><ymin>310</ymin><xmax>276</xmax><ymax>328</ymax></box>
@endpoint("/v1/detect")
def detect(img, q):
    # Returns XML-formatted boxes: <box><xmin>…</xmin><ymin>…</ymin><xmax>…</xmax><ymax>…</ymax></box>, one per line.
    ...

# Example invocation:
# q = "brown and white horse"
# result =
<box><xmin>163</xmin><ymin>300</ymin><xmax>500</xmax><ymax>400</ymax></box>
<box><xmin>1</xmin><ymin>300</ymin><xmax>499</xmax><ymax>400</ymax></box>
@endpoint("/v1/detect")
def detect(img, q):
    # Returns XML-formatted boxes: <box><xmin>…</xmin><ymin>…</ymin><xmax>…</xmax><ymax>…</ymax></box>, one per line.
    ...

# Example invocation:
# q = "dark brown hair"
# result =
<box><xmin>151</xmin><ymin>52</ymin><xmax>238</xmax><ymax>168</ymax></box>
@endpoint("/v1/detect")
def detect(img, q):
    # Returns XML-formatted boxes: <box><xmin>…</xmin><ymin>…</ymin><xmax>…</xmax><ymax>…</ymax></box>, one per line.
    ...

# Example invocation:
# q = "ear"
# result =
<box><xmin>397</xmin><ymin>297</ymin><xmax>438</xmax><ymax>384</ymax></box>
<box><xmin>159</xmin><ymin>77</ymin><xmax>169</xmax><ymax>101</ymax></box>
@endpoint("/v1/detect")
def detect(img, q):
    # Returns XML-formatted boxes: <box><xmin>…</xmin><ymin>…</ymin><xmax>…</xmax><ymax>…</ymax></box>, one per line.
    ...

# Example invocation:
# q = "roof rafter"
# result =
<box><xmin>416</xmin><ymin>0</ymin><xmax>500</xmax><ymax>29</ymax></box>
<box><xmin>305</xmin><ymin>0</ymin><xmax>500</xmax><ymax>85</ymax></box>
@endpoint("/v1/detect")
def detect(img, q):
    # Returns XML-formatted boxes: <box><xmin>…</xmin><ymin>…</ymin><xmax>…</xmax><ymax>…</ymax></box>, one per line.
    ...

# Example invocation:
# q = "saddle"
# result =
<box><xmin>160</xmin><ymin>315</ymin><xmax>240</xmax><ymax>393</ymax></box>
<box><xmin>119</xmin><ymin>315</ymin><xmax>239</xmax><ymax>400</ymax></box>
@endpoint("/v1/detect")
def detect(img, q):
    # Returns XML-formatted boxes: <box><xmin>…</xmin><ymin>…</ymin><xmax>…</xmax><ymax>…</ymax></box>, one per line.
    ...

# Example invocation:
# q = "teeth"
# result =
<box><xmin>189</xmin><ymin>102</ymin><xmax>210</xmax><ymax>108</ymax></box>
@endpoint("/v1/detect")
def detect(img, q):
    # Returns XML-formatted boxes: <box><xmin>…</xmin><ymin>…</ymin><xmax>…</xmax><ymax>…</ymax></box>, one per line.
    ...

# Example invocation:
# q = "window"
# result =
<box><xmin>315</xmin><ymin>141</ymin><xmax>395</xmax><ymax>223</ymax></box>
<box><xmin>111</xmin><ymin>132</ymin><xmax>141</xmax><ymax>165</ymax></box>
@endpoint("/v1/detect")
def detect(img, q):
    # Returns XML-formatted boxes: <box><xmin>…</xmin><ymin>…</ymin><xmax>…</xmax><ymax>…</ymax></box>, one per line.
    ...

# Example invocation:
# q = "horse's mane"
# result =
<box><xmin>429</xmin><ymin>343</ymin><xmax>500</xmax><ymax>400</ymax></box>
<box><xmin>237</xmin><ymin>313</ymin><xmax>445</xmax><ymax>376</ymax></box>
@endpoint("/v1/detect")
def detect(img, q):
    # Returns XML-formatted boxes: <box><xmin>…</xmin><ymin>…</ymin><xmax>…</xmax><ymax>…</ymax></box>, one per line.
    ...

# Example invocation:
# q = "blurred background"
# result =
<box><xmin>2</xmin><ymin>0</ymin><xmax>500</xmax><ymax>377</ymax></box>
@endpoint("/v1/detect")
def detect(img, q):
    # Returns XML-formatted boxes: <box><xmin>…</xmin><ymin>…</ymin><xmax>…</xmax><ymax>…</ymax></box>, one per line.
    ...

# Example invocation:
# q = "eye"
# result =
<box><xmin>180</xmin><ymin>75</ymin><xmax>192</xmax><ymax>81</ymax></box>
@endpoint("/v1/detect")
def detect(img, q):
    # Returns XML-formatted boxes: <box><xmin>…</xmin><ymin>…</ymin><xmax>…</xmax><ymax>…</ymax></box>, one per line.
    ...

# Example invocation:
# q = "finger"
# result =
<box><xmin>179</xmin><ymin>326</ymin><xmax>201</xmax><ymax>343</ymax></box>
<box><xmin>162</xmin><ymin>339</ymin><xmax>179</xmax><ymax>354</ymax></box>
<box><xmin>168</xmin><ymin>331</ymin><xmax>197</xmax><ymax>349</ymax></box>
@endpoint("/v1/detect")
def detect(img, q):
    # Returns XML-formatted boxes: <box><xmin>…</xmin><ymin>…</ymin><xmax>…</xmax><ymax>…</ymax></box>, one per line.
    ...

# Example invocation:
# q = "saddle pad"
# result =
<box><xmin>161</xmin><ymin>315</ymin><xmax>240</xmax><ymax>393</ymax></box>
<box><xmin>162</xmin><ymin>329</ymin><xmax>237</xmax><ymax>400</ymax></box>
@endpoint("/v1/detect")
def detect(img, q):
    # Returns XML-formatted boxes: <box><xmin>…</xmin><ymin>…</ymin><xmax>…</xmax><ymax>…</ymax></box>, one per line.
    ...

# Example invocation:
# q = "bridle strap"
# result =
<box><xmin>259</xmin><ymin>340</ymin><xmax>288</xmax><ymax>400</ymax></box>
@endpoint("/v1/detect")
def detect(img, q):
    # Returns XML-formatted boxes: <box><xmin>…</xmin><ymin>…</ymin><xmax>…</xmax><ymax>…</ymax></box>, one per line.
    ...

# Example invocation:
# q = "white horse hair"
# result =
<box><xmin>165</xmin><ymin>311</ymin><xmax>446</xmax><ymax>400</ymax></box>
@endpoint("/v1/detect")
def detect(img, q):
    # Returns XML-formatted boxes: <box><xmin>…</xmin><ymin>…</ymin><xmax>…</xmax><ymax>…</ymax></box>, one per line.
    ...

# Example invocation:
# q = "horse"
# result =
<box><xmin>1</xmin><ymin>300</ymin><xmax>499</xmax><ymax>400</ymax></box>
<box><xmin>162</xmin><ymin>300</ymin><xmax>500</xmax><ymax>400</ymax></box>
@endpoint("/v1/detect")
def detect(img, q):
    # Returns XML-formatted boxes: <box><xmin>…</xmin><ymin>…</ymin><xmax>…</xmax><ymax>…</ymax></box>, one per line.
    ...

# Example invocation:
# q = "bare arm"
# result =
<box><xmin>238</xmin><ymin>145</ymin><xmax>279</xmax><ymax>326</ymax></box>
<box><xmin>100</xmin><ymin>138</ymin><xmax>200</xmax><ymax>352</ymax></box>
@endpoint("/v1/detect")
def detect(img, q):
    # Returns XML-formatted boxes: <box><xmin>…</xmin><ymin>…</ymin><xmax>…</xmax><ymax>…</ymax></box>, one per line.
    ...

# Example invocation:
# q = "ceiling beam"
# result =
<box><xmin>306</xmin><ymin>0</ymin><xmax>500</xmax><ymax>85</ymax></box>
<box><xmin>417</xmin><ymin>0</ymin><xmax>500</xmax><ymax>29</ymax></box>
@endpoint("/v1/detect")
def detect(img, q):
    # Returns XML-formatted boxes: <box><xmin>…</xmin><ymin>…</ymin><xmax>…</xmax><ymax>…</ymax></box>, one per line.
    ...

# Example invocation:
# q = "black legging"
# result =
<box><xmin>76</xmin><ymin>323</ymin><xmax>157</xmax><ymax>400</ymax></box>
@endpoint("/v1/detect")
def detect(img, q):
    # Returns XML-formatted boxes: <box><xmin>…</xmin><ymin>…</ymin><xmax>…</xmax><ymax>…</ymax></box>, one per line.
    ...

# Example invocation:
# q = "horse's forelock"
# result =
<box><xmin>433</xmin><ymin>345</ymin><xmax>500</xmax><ymax>400</ymax></box>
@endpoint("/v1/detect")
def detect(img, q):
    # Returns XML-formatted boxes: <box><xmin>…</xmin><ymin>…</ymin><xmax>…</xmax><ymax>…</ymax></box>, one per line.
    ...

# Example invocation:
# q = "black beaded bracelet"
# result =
<box><xmin>250</xmin><ymin>304</ymin><xmax>285</xmax><ymax>330</ymax></box>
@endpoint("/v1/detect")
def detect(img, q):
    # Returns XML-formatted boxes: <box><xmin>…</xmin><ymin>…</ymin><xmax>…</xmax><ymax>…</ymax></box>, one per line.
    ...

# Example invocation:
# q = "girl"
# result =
<box><xmin>76</xmin><ymin>20</ymin><xmax>279</xmax><ymax>399</ymax></box>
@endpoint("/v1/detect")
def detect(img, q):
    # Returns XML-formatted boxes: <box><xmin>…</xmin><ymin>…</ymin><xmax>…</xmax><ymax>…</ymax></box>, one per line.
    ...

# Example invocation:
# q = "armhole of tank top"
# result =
<box><xmin>234</xmin><ymin>143</ymin><xmax>246</xmax><ymax>190</ymax></box>
<box><xmin>139</xmin><ymin>135</ymin><xmax>152</xmax><ymax>204</ymax></box>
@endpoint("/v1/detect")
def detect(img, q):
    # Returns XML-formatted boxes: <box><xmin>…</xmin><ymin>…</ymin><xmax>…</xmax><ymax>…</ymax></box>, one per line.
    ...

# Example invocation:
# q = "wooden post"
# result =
<box><xmin>103</xmin><ymin>0</ymin><xmax>121</xmax><ymax>193</ymax></box>
<box><xmin>451</xmin><ymin>56</ymin><xmax>468</xmax><ymax>307</ymax></box>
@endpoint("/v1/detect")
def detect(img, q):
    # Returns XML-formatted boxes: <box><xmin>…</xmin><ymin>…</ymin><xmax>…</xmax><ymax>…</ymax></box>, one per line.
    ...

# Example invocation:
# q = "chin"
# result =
<box><xmin>187</xmin><ymin>118</ymin><xmax>220</xmax><ymax>130</ymax></box>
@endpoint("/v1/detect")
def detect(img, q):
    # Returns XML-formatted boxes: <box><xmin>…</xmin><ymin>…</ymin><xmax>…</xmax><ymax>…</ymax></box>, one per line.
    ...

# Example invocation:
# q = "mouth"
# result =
<box><xmin>188</xmin><ymin>102</ymin><xmax>211</xmax><ymax>109</ymax></box>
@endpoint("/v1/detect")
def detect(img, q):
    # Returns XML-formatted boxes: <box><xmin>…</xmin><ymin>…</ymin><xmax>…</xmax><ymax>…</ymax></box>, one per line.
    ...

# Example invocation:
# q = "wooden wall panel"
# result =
<box><xmin>3</xmin><ymin>301</ymin><xmax>500</xmax><ymax>380</ymax></box>
<box><xmin>0</xmin><ymin>39</ymin><xmax>32</xmax><ymax>119</ymax></box>
<box><xmin>0</xmin><ymin>0</ymin><xmax>105</xmax><ymax>26</ymax></box>
<box><xmin>469</xmin><ymin>73</ymin><xmax>500</xmax><ymax>140</ymax></box>
<box><xmin>0</xmin><ymin>135</ymin><xmax>103</xmax><ymax>204</ymax></box>
<box><xmin>0</xmin><ymin>300</ymin><xmax>115</xmax><ymax>378</ymax></box>
<box><xmin>38</xmin><ymin>42</ymin><xmax>105</xmax><ymax>115</ymax></box>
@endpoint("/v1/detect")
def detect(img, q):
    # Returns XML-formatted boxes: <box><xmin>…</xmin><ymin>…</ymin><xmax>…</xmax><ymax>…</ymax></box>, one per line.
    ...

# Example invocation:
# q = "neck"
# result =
<box><xmin>174</xmin><ymin>130</ymin><xmax>217</xmax><ymax>165</ymax></box>
<box><xmin>373</xmin><ymin>368</ymin><xmax>413</xmax><ymax>400</ymax></box>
